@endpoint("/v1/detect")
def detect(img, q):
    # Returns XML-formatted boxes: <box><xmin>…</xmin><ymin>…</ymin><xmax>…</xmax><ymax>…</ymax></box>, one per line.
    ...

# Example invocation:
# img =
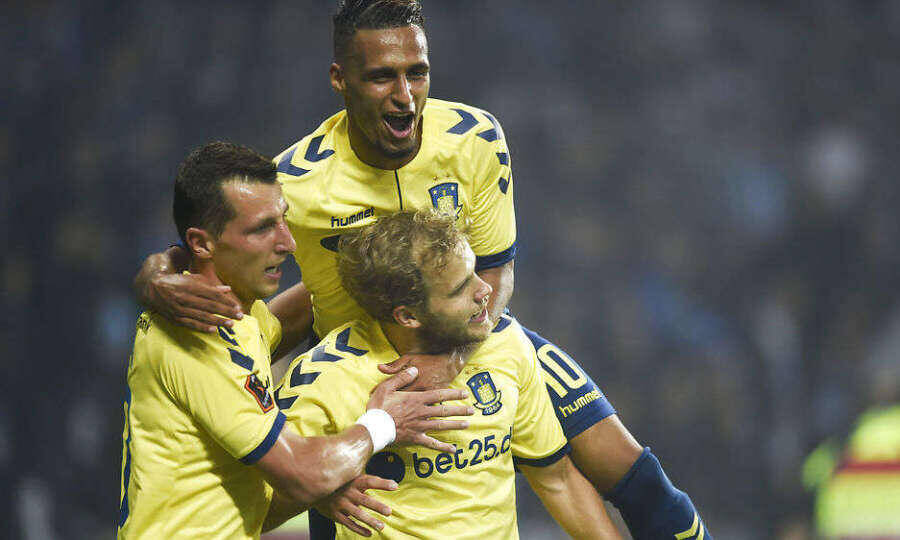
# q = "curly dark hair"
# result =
<box><xmin>333</xmin><ymin>0</ymin><xmax>425</xmax><ymax>62</ymax></box>
<box><xmin>173</xmin><ymin>141</ymin><xmax>276</xmax><ymax>244</ymax></box>
<box><xmin>337</xmin><ymin>210</ymin><xmax>467</xmax><ymax>323</ymax></box>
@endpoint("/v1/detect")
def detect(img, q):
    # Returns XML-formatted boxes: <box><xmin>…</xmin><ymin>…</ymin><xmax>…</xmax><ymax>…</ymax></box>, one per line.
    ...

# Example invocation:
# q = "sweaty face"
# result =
<box><xmin>415</xmin><ymin>242</ymin><xmax>493</xmax><ymax>352</ymax></box>
<box><xmin>212</xmin><ymin>181</ymin><xmax>296</xmax><ymax>307</ymax></box>
<box><xmin>337</xmin><ymin>25</ymin><xmax>430</xmax><ymax>169</ymax></box>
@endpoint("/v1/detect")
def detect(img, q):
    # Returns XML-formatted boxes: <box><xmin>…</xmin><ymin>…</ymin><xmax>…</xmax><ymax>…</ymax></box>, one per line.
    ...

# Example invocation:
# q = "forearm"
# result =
<box><xmin>267</xmin><ymin>281</ymin><xmax>314</xmax><ymax>362</ymax></box>
<box><xmin>262</xmin><ymin>490</ymin><xmax>308</xmax><ymax>533</ymax></box>
<box><xmin>521</xmin><ymin>457</ymin><xmax>621</xmax><ymax>539</ymax></box>
<box><xmin>477</xmin><ymin>259</ymin><xmax>514</xmax><ymax>323</ymax></box>
<box><xmin>259</xmin><ymin>425</ymin><xmax>373</xmax><ymax>507</ymax></box>
<box><xmin>133</xmin><ymin>246</ymin><xmax>187</xmax><ymax>306</ymax></box>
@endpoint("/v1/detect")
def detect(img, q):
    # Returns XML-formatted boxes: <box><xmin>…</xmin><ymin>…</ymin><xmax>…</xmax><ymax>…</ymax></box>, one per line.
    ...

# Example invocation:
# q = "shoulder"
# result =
<box><xmin>132</xmin><ymin>312</ymin><xmax>230</xmax><ymax>383</ymax></box>
<box><xmin>425</xmin><ymin>98</ymin><xmax>506</xmax><ymax>144</ymax></box>
<box><xmin>281</xmin><ymin>320</ymin><xmax>384</xmax><ymax>391</ymax></box>
<box><xmin>274</xmin><ymin>110</ymin><xmax>346</xmax><ymax>183</ymax></box>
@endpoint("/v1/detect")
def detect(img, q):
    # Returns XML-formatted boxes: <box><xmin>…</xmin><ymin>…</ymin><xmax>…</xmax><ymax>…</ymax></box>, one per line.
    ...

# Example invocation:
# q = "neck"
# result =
<box><xmin>347</xmin><ymin>115</ymin><xmax>422</xmax><ymax>170</ymax></box>
<box><xmin>189</xmin><ymin>258</ymin><xmax>252</xmax><ymax>316</ymax></box>
<box><xmin>380</xmin><ymin>322</ymin><xmax>429</xmax><ymax>356</ymax></box>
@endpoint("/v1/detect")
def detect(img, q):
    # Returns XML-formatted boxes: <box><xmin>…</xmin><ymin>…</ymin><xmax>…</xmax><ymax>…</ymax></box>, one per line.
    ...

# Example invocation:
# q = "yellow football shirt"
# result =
<box><xmin>274</xmin><ymin>315</ymin><xmax>569</xmax><ymax>539</ymax></box>
<box><xmin>275</xmin><ymin>98</ymin><xmax>516</xmax><ymax>338</ymax></box>
<box><xmin>118</xmin><ymin>300</ymin><xmax>284</xmax><ymax>539</ymax></box>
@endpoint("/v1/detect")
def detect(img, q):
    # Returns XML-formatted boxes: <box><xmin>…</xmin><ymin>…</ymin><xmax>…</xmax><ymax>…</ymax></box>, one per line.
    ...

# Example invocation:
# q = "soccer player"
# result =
<box><xmin>118</xmin><ymin>142</ymin><xmax>472</xmax><ymax>539</ymax></box>
<box><xmin>134</xmin><ymin>2</ymin><xmax>713</xmax><ymax>538</ymax></box>
<box><xmin>276</xmin><ymin>210</ymin><xmax>619</xmax><ymax>538</ymax></box>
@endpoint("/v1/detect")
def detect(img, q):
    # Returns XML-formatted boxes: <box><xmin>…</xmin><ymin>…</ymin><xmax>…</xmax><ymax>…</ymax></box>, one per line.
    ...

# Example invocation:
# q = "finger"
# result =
<box><xmin>177</xmin><ymin>294</ymin><xmax>243</xmax><ymax>320</ymax></box>
<box><xmin>373</xmin><ymin>367</ymin><xmax>419</xmax><ymax>394</ymax></box>
<box><xmin>424</xmin><ymin>404</ymin><xmax>474</xmax><ymax>418</ymax></box>
<box><xmin>172</xmin><ymin>307</ymin><xmax>234</xmax><ymax>329</ymax></box>
<box><xmin>419</xmin><ymin>388</ymin><xmax>469</xmax><ymax>404</ymax></box>
<box><xmin>334</xmin><ymin>512</ymin><xmax>373</xmax><ymax>537</ymax></box>
<box><xmin>412</xmin><ymin>434</ymin><xmax>457</xmax><ymax>453</ymax></box>
<box><xmin>353</xmin><ymin>475</ymin><xmax>399</xmax><ymax>493</ymax></box>
<box><xmin>407</xmin><ymin>419</ymin><xmax>470</xmax><ymax>432</ymax></box>
<box><xmin>377</xmin><ymin>357</ymin><xmax>412</xmax><ymax>375</ymax></box>
<box><xmin>343</xmin><ymin>504</ymin><xmax>385</xmax><ymax>535</ymax></box>
<box><xmin>173</xmin><ymin>316</ymin><xmax>218</xmax><ymax>334</ymax></box>
<box><xmin>352</xmin><ymin>492</ymin><xmax>392</xmax><ymax>518</ymax></box>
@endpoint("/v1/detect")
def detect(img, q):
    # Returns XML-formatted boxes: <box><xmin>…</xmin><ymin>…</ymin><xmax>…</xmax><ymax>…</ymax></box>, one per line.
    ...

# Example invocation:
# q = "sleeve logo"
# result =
<box><xmin>467</xmin><ymin>371</ymin><xmax>502</xmax><ymax>415</ymax></box>
<box><xmin>245</xmin><ymin>373</ymin><xmax>274</xmax><ymax>412</ymax></box>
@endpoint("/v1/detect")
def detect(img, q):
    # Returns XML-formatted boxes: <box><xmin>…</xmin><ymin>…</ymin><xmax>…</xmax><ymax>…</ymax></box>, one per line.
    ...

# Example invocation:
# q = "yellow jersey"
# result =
<box><xmin>274</xmin><ymin>315</ymin><xmax>569</xmax><ymax>539</ymax></box>
<box><xmin>118</xmin><ymin>300</ymin><xmax>285</xmax><ymax>539</ymax></box>
<box><xmin>275</xmin><ymin>98</ymin><xmax>516</xmax><ymax>338</ymax></box>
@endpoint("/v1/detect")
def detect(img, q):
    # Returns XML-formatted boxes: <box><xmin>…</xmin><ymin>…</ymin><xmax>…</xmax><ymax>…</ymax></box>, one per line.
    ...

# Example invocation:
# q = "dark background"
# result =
<box><xmin>4</xmin><ymin>1</ymin><xmax>900</xmax><ymax>538</ymax></box>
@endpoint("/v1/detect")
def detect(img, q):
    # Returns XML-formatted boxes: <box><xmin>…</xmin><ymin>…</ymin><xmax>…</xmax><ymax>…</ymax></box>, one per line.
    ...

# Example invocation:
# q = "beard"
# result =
<box><xmin>416</xmin><ymin>309</ymin><xmax>487</xmax><ymax>354</ymax></box>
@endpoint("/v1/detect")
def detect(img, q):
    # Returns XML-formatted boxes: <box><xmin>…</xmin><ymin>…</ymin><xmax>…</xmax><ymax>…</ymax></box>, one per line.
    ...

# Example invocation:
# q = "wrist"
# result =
<box><xmin>355</xmin><ymin>409</ymin><xmax>396</xmax><ymax>453</ymax></box>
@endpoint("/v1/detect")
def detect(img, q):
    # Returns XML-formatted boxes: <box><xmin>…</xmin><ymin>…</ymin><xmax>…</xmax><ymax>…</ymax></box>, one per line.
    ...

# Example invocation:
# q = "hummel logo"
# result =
<box><xmin>331</xmin><ymin>207</ymin><xmax>374</xmax><ymax>228</ymax></box>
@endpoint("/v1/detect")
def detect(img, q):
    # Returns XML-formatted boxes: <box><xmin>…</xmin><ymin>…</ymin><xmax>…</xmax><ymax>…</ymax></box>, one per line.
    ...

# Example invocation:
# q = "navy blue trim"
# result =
<box><xmin>513</xmin><ymin>442</ymin><xmax>570</xmax><ymax>468</ymax></box>
<box><xmin>304</xmin><ymin>135</ymin><xmax>335</xmax><ymax>162</ymax></box>
<box><xmin>334</xmin><ymin>328</ymin><xmax>367</xmax><ymax>356</ymax></box>
<box><xmin>492</xmin><ymin>316</ymin><xmax>512</xmax><ymax>333</ymax></box>
<box><xmin>496</xmin><ymin>152</ymin><xmax>509</xmax><ymax>165</ymax></box>
<box><xmin>475</xmin><ymin>240</ymin><xmax>517</xmax><ymax>271</ymax></box>
<box><xmin>311</xmin><ymin>345</ymin><xmax>341</xmax><ymax>363</ymax></box>
<box><xmin>447</xmin><ymin>108</ymin><xmax>478</xmax><ymax>135</ymax></box>
<box><xmin>320</xmin><ymin>234</ymin><xmax>341</xmax><ymax>253</ymax></box>
<box><xmin>394</xmin><ymin>170</ymin><xmax>403</xmax><ymax>210</ymax></box>
<box><xmin>229</xmin><ymin>348</ymin><xmax>254</xmax><ymax>371</ymax></box>
<box><xmin>498</xmin><ymin>176</ymin><xmax>510</xmax><ymax>194</ymax></box>
<box><xmin>291</xmin><ymin>371</ymin><xmax>321</xmax><ymax>387</ymax></box>
<box><xmin>274</xmin><ymin>385</ymin><xmax>298</xmax><ymax>409</ymax></box>
<box><xmin>118</xmin><ymin>387</ymin><xmax>133</xmax><ymax>527</ymax></box>
<box><xmin>240</xmin><ymin>412</ymin><xmax>286</xmax><ymax>465</ymax></box>
<box><xmin>276</xmin><ymin>145</ymin><xmax>310</xmax><ymax>176</ymax></box>
<box><xmin>218</xmin><ymin>326</ymin><xmax>239</xmax><ymax>347</ymax></box>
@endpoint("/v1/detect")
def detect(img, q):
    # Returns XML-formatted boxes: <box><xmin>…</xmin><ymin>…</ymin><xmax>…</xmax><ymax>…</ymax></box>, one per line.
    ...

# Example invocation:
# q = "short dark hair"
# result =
<box><xmin>333</xmin><ymin>0</ymin><xmax>425</xmax><ymax>62</ymax></box>
<box><xmin>173</xmin><ymin>141</ymin><xmax>277</xmax><ymax>244</ymax></box>
<box><xmin>337</xmin><ymin>210</ymin><xmax>466</xmax><ymax>323</ymax></box>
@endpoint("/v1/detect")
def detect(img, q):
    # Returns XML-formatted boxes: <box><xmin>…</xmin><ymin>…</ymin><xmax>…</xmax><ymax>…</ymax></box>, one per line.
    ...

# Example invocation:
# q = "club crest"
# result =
<box><xmin>428</xmin><ymin>182</ymin><xmax>462</xmax><ymax>218</ymax></box>
<box><xmin>467</xmin><ymin>371</ymin><xmax>502</xmax><ymax>415</ymax></box>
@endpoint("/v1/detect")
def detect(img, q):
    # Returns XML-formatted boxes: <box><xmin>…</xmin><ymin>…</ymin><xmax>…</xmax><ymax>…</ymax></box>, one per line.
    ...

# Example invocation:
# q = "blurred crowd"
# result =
<box><xmin>4</xmin><ymin>1</ymin><xmax>900</xmax><ymax>538</ymax></box>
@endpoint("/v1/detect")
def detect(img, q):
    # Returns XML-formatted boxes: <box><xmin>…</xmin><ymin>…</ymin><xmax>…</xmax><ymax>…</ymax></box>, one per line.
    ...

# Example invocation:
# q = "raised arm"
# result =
<box><xmin>520</xmin><ymin>456</ymin><xmax>622</xmax><ymax>539</ymax></box>
<box><xmin>133</xmin><ymin>245</ymin><xmax>242</xmax><ymax>332</ymax></box>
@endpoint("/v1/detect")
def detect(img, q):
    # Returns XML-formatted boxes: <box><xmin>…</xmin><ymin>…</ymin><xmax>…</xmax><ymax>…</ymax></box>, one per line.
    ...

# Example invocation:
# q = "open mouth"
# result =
<box><xmin>470</xmin><ymin>307</ymin><xmax>487</xmax><ymax>324</ymax></box>
<box><xmin>383</xmin><ymin>112</ymin><xmax>415</xmax><ymax>139</ymax></box>
<box><xmin>264</xmin><ymin>264</ymin><xmax>282</xmax><ymax>279</ymax></box>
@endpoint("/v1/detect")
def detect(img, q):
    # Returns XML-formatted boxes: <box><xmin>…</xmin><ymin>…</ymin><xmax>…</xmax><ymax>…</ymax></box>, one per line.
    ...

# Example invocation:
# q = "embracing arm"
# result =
<box><xmin>133</xmin><ymin>245</ymin><xmax>242</xmax><ymax>332</ymax></box>
<box><xmin>520</xmin><ymin>455</ymin><xmax>621</xmax><ymax>539</ymax></box>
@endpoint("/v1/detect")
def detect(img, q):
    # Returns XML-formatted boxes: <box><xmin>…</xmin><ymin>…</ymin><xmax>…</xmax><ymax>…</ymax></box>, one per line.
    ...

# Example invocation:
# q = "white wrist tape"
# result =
<box><xmin>355</xmin><ymin>409</ymin><xmax>396</xmax><ymax>453</ymax></box>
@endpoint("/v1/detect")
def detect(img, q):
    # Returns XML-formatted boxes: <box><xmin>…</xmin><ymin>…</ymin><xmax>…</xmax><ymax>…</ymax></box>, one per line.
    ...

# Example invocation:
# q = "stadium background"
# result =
<box><xmin>4</xmin><ymin>1</ymin><xmax>899</xmax><ymax>538</ymax></box>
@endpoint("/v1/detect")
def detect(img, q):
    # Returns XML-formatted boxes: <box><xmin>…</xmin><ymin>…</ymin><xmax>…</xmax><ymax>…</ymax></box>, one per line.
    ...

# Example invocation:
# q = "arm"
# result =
<box><xmin>267</xmin><ymin>281</ymin><xmax>314</xmax><ymax>362</ymax></box>
<box><xmin>133</xmin><ymin>245</ymin><xmax>242</xmax><ymax>332</ymax></box>
<box><xmin>520</xmin><ymin>456</ymin><xmax>622</xmax><ymax>539</ymax></box>
<box><xmin>258</xmin><ymin>368</ymin><xmax>473</xmax><ymax>524</ymax></box>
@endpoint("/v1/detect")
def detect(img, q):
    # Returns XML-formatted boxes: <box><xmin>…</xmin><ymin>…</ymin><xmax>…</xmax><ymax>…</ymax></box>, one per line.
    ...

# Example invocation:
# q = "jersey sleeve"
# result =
<box><xmin>467</xmin><ymin>112</ymin><xmax>517</xmax><ymax>271</ymax></box>
<box><xmin>159</xmin><ymin>341</ymin><xmax>284</xmax><ymax>465</ymax></box>
<box><xmin>510</xmin><ymin>336</ymin><xmax>570</xmax><ymax>467</ymax></box>
<box><xmin>520</xmin><ymin>325</ymin><xmax>616</xmax><ymax>440</ymax></box>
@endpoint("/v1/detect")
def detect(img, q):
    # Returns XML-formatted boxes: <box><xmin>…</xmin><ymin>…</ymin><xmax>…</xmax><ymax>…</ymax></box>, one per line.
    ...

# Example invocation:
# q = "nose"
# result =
<box><xmin>475</xmin><ymin>277</ymin><xmax>492</xmax><ymax>304</ymax></box>
<box><xmin>392</xmin><ymin>75</ymin><xmax>413</xmax><ymax>107</ymax></box>
<box><xmin>275</xmin><ymin>221</ymin><xmax>296</xmax><ymax>254</ymax></box>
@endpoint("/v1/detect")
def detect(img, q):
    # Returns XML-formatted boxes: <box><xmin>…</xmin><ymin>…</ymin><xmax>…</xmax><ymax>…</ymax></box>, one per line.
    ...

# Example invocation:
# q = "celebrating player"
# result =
<box><xmin>118</xmin><ymin>142</ymin><xmax>472</xmax><ymax>539</ymax></box>
<box><xmin>134</xmin><ymin>1</ymin><xmax>713</xmax><ymax>538</ymax></box>
<box><xmin>274</xmin><ymin>210</ymin><xmax>619</xmax><ymax>538</ymax></box>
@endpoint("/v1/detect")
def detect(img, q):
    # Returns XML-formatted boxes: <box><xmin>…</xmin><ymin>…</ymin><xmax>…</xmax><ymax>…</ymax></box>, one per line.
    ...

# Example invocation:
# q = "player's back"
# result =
<box><xmin>118</xmin><ymin>303</ymin><xmax>282</xmax><ymax>539</ymax></box>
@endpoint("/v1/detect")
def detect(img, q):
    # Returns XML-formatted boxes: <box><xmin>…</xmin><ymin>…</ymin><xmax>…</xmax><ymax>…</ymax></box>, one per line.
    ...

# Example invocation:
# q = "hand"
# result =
<box><xmin>145</xmin><ymin>272</ymin><xmax>243</xmax><ymax>333</ymax></box>
<box><xmin>377</xmin><ymin>351</ymin><xmax>465</xmax><ymax>391</ymax></box>
<box><xmin>367</xmin><ymin>368</ymin><xmax>474</xmax><ymax>453</ymax></box>
<box><xmin>314</xmin><ymin>475</ymin><xmax>397</xmax><ymax>537</ymax></box>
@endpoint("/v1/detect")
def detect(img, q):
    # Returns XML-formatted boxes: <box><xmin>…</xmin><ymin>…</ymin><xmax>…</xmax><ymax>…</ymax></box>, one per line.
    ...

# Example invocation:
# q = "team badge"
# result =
<box><xmin>467</xmin><ymin>371</ymin><xmax>502</xmax><ymax>415</ymax></box>
<box><xmin>244</xmin><ymin>373</ymin><xmax>274</xmax><ymax>412</ymax></box>
<box><xmin>428</xmin><ymin>182</ymin><xmax>462</xmax><ymax>218</ymax></box>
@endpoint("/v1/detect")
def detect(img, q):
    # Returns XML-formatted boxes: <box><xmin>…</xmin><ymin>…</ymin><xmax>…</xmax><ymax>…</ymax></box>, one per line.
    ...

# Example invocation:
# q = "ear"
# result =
<box><xmin>392</xmin><ymin>305</ymin><xmax>422</xmax><ymax>329</ymax></box>
<box><xmin>184</xmin><ymin>227</ymin><xmax>215</xmax><ymax>260</ymax></box>
<box><xmin>329</xmin><ymin>62</ymin><xmax>346</xmax><ymax>94</ymax></box>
